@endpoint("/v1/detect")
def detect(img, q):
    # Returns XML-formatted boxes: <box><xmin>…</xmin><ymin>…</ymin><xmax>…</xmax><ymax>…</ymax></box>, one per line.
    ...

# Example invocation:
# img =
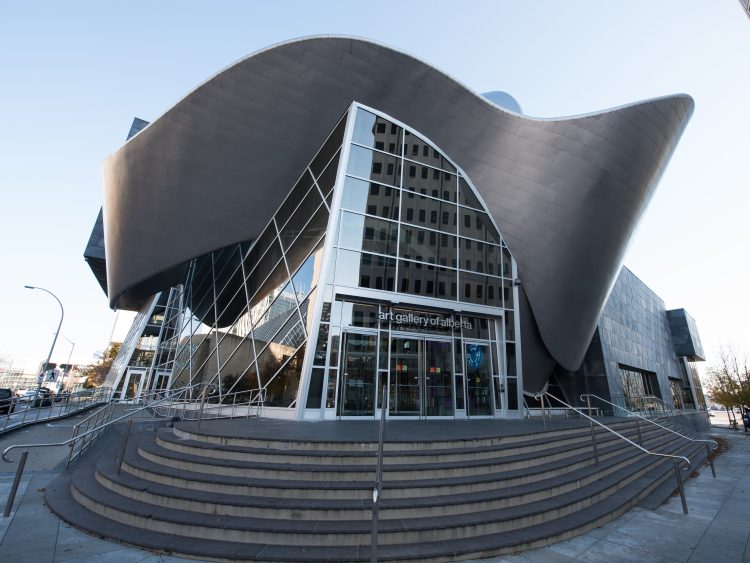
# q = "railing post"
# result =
<box><xmin>197</xmin><ymin>387</ymin><xmax>207</xmax><ymax>429</ymax></box>
<box><xmin>586</xmin><ymin>396</ymin><xmax>600</xmax><ymax>466</ymax></box>
<box><xmin>4</xmin><ymin>450</ymin><xmax>29</xmax><ymax>518</ymax></box>
<box><xmin>116</xmin><ymin>418</ymin><xmax>134</xmax><ymax>475</ymax></box>
<box><xmin>673</xmin><ymin>460</ymin><xmax>688</xmax><ymax>514</ymax></box>
<box><xmin>635</xmin><ymin>416</ymin><xmax>643</xmax><ymax>445</ymax></box>
<box><xmin>371</xmin><ymin>385</ymin><xmax>387</xmax><ymax>563</ymax></box>
<box><xmin>540</xmin><ymin>394</ymin><xmax>547</xmax><ymax>431</ymax></box>
<box><xmin>705</xmin><ymin>443</ymin><xmax>716</xmax><ymax>478</ymax></box>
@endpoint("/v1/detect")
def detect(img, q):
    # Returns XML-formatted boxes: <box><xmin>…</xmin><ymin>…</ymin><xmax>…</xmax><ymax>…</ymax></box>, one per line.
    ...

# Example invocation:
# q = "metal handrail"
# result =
<box><xmin>544</xmin><ymin>391</ymin><xmax>693</xmax><ymax>513</ymax></box>
<box><xmin>581</xmin><ymin>393</ymin><xmax>718</xmax><ymax>479</ymax></box>
<box><xmin>1</xmin><ymin>386</ymin><xmax>111</xmax><ymax>435</ymax></box>
<box><xmin>2</xmin><ymin>382</ymin><xmax>204</xmax><ymax>463</ymax></box>
<box><xmin>581</xmin><ymin>394</ymin><xmax>716</xmax><ymax>448</ymax></box>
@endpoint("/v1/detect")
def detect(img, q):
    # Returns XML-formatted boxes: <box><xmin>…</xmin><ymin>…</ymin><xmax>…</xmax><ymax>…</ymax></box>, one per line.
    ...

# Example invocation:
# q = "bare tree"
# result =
<box><xmin>704</xmin><ymin>346</ymin><xmax>750</xmax><ymax>411</ymax></box>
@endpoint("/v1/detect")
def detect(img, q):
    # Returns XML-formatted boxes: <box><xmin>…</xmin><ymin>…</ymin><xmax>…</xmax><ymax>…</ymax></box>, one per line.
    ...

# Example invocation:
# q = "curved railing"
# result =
<box><xmin>544</xmin><ymin>391</ymin><xmax>693</xmax><ymax>514</ymax></box>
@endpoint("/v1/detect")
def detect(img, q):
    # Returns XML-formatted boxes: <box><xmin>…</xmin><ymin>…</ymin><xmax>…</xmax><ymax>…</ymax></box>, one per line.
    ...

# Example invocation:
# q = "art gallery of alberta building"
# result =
<box><xmin>85</xmin><ymin>36</ymin><xmax>707</xmax><ymax>421</ymax></box>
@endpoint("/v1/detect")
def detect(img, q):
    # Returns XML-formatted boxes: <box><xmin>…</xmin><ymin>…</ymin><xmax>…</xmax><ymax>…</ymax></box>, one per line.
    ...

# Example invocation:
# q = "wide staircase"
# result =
<box><xmin>46</xmin><ymin>416</ymin><xmax>710</xmax><ymax>562</ymax></box>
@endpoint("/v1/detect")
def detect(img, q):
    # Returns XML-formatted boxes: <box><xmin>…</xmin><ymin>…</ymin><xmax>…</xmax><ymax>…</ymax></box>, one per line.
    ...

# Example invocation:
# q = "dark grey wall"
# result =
<box><xmin>666</xmin><ymin>309</ymin><xmax>705</xmax><ymax>361</ymax></box>
<box><xmin>589</xmin><ymin>267</ymin><xmax>686</xmax><ymax>402</ymax></box>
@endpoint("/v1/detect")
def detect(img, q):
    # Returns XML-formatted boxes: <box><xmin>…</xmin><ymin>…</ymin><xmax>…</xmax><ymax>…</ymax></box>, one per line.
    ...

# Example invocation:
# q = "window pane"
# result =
<box><xmin>310</xmin><ymin>116</ymin><xmax>346</xmax><ymax>177</ymax></box>
<box><xmin>459</xmin><ymin>272</ymin><xmax>489</xmax><ymax>306</ymax></box>
<box><xmin>459</xmin><ymin>238</ymin><xmax>502</xmax><ymax>276</ymax></box>
<box><xmin>458</xmin><ymin>177</ymin><xmax>484</xmax><ymax>210</ymax></box>
<box><xmin>338</xmin><ymin>333</ymin><xmax>377</xmax><ymax>416</ymax></box>
<box><xmin>398</xmin><ymin>260</ymin><xmax>456</xmax><ymax>300</ymax></box>
<box><xmin>278</xmin><ymin>189</ymin><xmax>324</xmax><ymax>252</ymax></box>
<box><xmin>282</xmin><ymin>204</ymin><xmax>328</xmax><ymax>272</ymax></box>
<box><xmin>340</xmin><ymin>176</ymin><xmax>400</xmax><ymax>221</ymax></box>
<box><xmin>400</xmin><ymin>190</ymin><xmax>457</xmax><ymax>234</ymax></box>
<box><xmin>352</xmin><ymin>108</ymin><xmax>403</xmax><ymax>156</ymax></box>
<box><xmin>306</xmin><ymin>367</ymin><xmax>324</xmax><ymax>408</ymax></box>
<box><xmin>346</xmin><ymin>145</ymin><xmax>400</xmax><ymax>187</ymax></box>
<box><xmin>403</xmin><ymin>130</ymin><xmax>456</xmax><ymax>173</ymax></box>
<box><xmin>338</xmin><ymin>211</ymin><xmax>398</xmax><ymax>256</ymax></box>
<box><xmin>459</xmin><ymin>208</ymin><xmax>501</xmax><ymax>244</ymax></box>
<box><xmin>314</xmin><ymin>149</ymin><xmax>341</xmax><ymax>197</ymax></box>
<box><xmin>402</xmin><ymin>162</ymin><xmax>457</xmax><ymax>203</ymax></box>
<box><xmin>276</xmin><ymin>170</ymin><xmax>315</xmax><ymax>231</ymax></box>
<box><xmin>265</xmin><ymin>343</ymin><xmax>306</xmax><ymax>408</ymax></box>
<box><xmin>399</xmin><ymin>224</ymin><xmax>457</xmax><ymax>267</ymax></box>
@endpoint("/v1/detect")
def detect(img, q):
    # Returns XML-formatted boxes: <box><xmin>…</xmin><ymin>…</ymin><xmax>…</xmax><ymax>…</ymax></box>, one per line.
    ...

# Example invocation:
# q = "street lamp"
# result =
<box><xmin>61</xmin><ymin>336</ymin><xmax>75</xmax><ymax>392</ymax></box>
<box><xmin>25</xmin><ymin>286</ymin><xmax>64</xmax><ymax>402</ymax></box>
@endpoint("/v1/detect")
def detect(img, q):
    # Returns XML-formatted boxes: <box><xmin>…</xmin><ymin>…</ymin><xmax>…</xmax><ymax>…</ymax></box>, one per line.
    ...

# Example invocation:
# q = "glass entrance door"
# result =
<box><xmin>390</xmin><ymin>337</ymin><xmax>421</xmax><ymax>416</ymax></box>
<box><xmin>389</xmin><ymin>337</ymin><xmax>453</xmax><ymax>417</ymax></box>
<box><xmin>120</xmin><ymin>368</ymin><xmax>146</xmax><ymax>402</ymax></box>
<box><xmin>465</xmin><ymin>343</ymin><xmax>492</xmax><ymax>415</ymax></box>
<box><xmin>339</xmin><ymin>333</ymin><xmax>377</xmax><ymax>416</ymax></box>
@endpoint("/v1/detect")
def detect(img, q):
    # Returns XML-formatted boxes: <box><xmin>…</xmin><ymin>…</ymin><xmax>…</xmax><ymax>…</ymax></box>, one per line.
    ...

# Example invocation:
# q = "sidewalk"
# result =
<box><xmin>1</xmin><ymin>423</ymin><xmax>748</xmax><ymax>562</ymax></box>
<box><xmin>475</xmin><ymin>425</ymin><xmax>750</xmax><ymax>563</ymax></box>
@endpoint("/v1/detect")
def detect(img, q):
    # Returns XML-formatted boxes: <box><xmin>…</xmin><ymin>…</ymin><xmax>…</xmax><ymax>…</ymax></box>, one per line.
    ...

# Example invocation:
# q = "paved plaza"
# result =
<box><xmin>0</xmin><ymin>418</ymin><xmax>747</xmax><ymax>562</ymax></box>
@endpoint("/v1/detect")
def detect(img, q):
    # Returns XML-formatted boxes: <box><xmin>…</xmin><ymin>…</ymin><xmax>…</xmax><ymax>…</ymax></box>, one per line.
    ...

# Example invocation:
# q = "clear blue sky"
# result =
<box><xmin>0</xmin><ymin>1</ymin><xmax>747</xmax><ymax>373</ymax></box>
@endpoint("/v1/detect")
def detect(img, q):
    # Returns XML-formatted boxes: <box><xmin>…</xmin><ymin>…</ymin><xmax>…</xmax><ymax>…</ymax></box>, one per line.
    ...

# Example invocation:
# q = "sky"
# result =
<box><xmin>0</xmin><ymin>1</ymin><xmax>748</xmax><ymax>374</ymax></box>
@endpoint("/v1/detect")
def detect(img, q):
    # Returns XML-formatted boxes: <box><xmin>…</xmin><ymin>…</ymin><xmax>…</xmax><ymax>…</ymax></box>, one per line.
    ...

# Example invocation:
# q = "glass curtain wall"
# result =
<box><xmin>306</xmin><ymin>105</ymin><xmax>521</xmax><ymax>418</ymax></box>
<box><xmin>155</xmin><ymin>113</ymin><xmax>347</xmax><ymax>409</ymax></box>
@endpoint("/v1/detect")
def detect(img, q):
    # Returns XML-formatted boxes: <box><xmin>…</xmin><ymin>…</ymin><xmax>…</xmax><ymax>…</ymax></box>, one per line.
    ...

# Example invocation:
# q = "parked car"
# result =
<box><xmin>0</xmin><ymin>388</ymin><xmax>16</xmax><ymax>415</ymax></box>
<box><xmin>31</xmin><ymin>388</ymin><xmax>53</xmax><ymax>408</ymax></box>
<box><xmin>16</xmin><ymin>389</ymin><xmax>38</xmax><ymax>403</ymax></box>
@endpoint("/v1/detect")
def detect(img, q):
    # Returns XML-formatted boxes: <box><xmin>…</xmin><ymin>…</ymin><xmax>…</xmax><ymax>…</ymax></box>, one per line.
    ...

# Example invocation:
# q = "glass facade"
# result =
<box><xmin>307</xmin><ymin>106</ymin><xmax>520</xmax><ymax>419</ymax></box>
<box><xmin>141</xmin><ymin>104</ymin><xmax>522</xmax><ymax>419</ymax></box>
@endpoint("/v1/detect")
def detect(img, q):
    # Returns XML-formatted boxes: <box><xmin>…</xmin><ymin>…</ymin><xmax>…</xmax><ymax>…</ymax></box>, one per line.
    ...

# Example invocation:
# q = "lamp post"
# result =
<box><xmin>25</xmin><ymin>286</ymin><xmax>64</xmax><ymax>402</ymax></box>
<box><xmin>61</xmin><ymin>336</ymin><xmax>75</xmax><ymax>392</ymax></box>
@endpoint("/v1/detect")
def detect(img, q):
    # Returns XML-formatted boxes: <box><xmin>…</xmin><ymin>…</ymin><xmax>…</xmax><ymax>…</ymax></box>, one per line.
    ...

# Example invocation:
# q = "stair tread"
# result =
<box><xmin>73</xmin><ymin>441</ymin><xmax>702</xmax><ymax>535</ymax></box>
<box><xmin>100</xmin><ymin>433</ymin><xmax>687</xmax><ymax>511</ymax></box>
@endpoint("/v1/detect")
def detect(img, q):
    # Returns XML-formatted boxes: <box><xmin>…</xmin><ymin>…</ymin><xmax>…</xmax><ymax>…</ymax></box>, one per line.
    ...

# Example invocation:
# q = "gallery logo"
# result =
<box><xmin>467</xmin><ymin>344</ymin><xmax>483</xmax><ymax>370</ymax></box>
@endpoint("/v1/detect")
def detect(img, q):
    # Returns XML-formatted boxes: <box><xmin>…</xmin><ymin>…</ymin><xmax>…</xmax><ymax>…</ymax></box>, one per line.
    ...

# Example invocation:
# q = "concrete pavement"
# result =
<box><xmin>1</xmin><ymin>419</ymin><xmax>748</xmax><ymax>562</ymax></box>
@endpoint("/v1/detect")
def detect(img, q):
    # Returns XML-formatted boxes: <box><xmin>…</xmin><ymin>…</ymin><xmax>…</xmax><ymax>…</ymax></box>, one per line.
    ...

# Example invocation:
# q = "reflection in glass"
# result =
<box><xmin>339</xmin><ymin>333</ymin><xmax>377</xmax><ymax>416</ymax></box>
<box><xmin>315</xmin><ymin>150</ymin><xmax>341</xmax><ymax>198</ymax></box>
<box><xmin>459</xmin><ymin>208</ymin><xmax>501</xmax><ymax>244</ymax></box>
<box><xmin>352</xmin><ymin>108</ymin><xmax>402</xmax><ymax>156</ymax></box>
<box><xmin>338</xmin><ymin>211</ymin><xmax>398</xmax><ymax>256</ymax></box>
<box><xmin>424</xmin><ymin>340</ymin><xmax>453</xmax><ymax>416</ymax></box>
<box><xmin>306</xmin><ymin>367</ymin><xmax>324</xmax><ymax>408</ymax></box>
<box><xmin>398</xmin><ymin>260</ymin><xmax>456</xmax><ymax>299</ymax></box>
<box><xmin>401</xmin><ymin>190</ymin><xmax>457</xmax><ymax>234</ymax></box>
<box><xmin>265</xmin><ymin>343</ymin><xmax>306</xmax><ymax>407</ymax></box>
<box><xmin>403</xmin><ymin>130</ymin><xmax>456</xmax><ymax>173</ymax></box>
<box><xmin>399</xmin><ymin>225</ymin><xmax>457</xmax><ymax>267</ymax></box>
<box><xmin>347</xmin><ymin>145</ymin><xmax>401</xmax><ymax>187</ymax></box>
<box><xmin>276</xmin><ymin>170</ymin><xmax>315</xmax><ymax>231</ymax></box>
<box><xmin>390</xmin><ymin>337</ymin><xmax>420</xmax><ymax>416</ymax></box>
<box><xmin>340</xmin><ymin>177</ymin><xmax>400</xmax><ymax>220</ymax></box>
<box><xmin>458</xmin><ymin>177</ymin><xmax>483</xmax><ymax>210</ymax></box>
<box><xmin>466</xmin><ymin>343</ymin><xmax>492</xmax><ymax>415</ymax></box>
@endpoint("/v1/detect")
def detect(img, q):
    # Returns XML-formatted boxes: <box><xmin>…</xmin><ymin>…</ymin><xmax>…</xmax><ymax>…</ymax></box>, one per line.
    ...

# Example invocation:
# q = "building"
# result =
<box><xmin>87</xmin><ymin>36</ymin><xmax>705</xmax><ymax>420</ymax></box>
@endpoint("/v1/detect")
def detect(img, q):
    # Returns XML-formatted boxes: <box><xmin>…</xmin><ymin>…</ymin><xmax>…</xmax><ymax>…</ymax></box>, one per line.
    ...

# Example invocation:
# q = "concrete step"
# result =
<box><xmin>159</xmin><ymin>421</ymin><xmax>655</xmax><ymax>466</ymax></box>
<box><xmin>69</xmin><ymin>441</ymin><xmax>702</xmax><ymax>548</ymax></box>
<box><xmin>44</xmin><ymin>417</ymin><xmax>711</xmax><ymax>562</ymax></box>
<box><xmin>94</xmin><ymin>432</ymin><xmax>686</xmax><ymax>521</ymax></box>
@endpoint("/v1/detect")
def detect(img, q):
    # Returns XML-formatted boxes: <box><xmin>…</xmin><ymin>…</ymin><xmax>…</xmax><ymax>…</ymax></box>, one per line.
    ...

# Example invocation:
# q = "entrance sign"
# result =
<box><xmin>378</xmin><ymin>311</ymin><xmax>472</xmax><ymax>331</ymax></box>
